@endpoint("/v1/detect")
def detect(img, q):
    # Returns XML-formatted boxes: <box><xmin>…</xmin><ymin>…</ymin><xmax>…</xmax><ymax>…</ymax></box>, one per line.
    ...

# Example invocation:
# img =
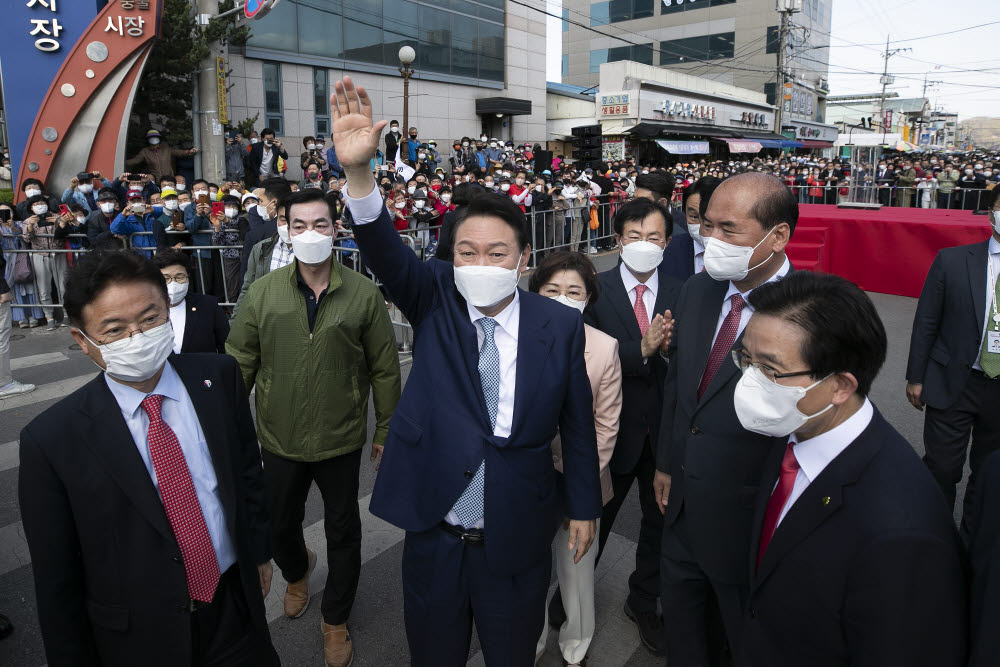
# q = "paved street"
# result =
<box><xmin>0</xmin><ymin>258</ymin><xmax>965</xmax><ymax>666</ymax></box>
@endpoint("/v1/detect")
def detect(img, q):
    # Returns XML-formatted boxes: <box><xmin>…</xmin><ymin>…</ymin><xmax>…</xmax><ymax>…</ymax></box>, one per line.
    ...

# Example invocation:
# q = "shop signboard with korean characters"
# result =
<box><xmin>0</xmin><ymin>0</ymin><xmax>164</xmax><ymax>203</ymax></box>
<box><xmin>599</xmin><ymin>91</ymin><xmax>639</xmax><ymax>120</ymax></box>
<box><xmin>632</xmin><ymin>87</ymin><xmax>774</xmax><ymax>136</ymax></box>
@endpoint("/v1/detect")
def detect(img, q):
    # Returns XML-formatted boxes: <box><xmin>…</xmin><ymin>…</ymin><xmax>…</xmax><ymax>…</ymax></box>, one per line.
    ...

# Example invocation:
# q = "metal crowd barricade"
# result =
<box><xmin>0</xmin><ymin>232</ymin><xmax>89</xmax><ymax>311</ymax></box>
<box><xmin>525</xmin><ymin>201</ymin><xmax>619</xmax><ymax>266</ymax></box>
<box><xmin>784</xmin><ymin>183</ymin><xmax>988</xmax><ymax>210</ymax></box>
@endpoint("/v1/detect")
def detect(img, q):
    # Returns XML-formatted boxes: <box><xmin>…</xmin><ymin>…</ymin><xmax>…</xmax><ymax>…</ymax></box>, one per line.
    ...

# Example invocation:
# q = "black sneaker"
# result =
<box><xmin>624</xmin><ymin>600</ymin><xmax>665</xmax><ymax>655</ymax></box>
<box><xmin>548</xmin><ymin>587</ymin><xmax>567</xmax><ymax>629</ymax></box>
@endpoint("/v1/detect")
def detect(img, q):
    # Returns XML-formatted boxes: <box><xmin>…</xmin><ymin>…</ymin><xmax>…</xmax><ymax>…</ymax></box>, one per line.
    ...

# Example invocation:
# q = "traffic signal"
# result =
<box><xmin>572</xmin><ymin>124</ymin><xmax>602</xmax><ymax>169</ymax></box>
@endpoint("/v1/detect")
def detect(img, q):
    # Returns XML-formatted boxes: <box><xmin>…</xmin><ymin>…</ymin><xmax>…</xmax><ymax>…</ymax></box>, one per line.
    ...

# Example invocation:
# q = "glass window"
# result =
<box><xmin>419</xmin><ymin>4</ymin><xmax>451</xmax><ymax>75</ymax></box>
<box><xmin>262</xmin><ymin>61</ymin><xmax>283</xmax><ymax>135</ymax></box>
<box><xmin>661</xmin><ymin>0</ymin><xmax>734</xmax><ymax>15</ymax></box>
<box><xmin>590</xmin><ymin>49</ymin><xmax>608</xmax><ymax>73</ymax></box>
<box><xmin>298</xmin><ymin>0</ymin><xmax>343</xmax><ymax>58</ymax></box>
<box><xmin>591</xmin><ymin>1</ymin><xmax>610</xmax><ymax>26</ymax></box>
<box><xmin>451</xmin><ymin>13</ymin><xmax>479</xmax><ymax>78</ymax></box>
<box><xmin>343</xmin><ymin>0</ymin><xmax>383</xmax><ymax>63</ymax></box>
<box><xmin>478</xmin><ymin>20</ymin><xmax>504</xmax><ymax>81</ymax></box>
<box><xmin>382</xmin><ymin>0</ymin><xmax>418</xmax><ymax>65</ymax></box>
<box><xmin>660</xmin><ymin>31</ymin><xmax>734</xmax><ymax>65</ymax></box>
<box><xmin>766</xmin><ymin>25</ymin><xmax>779</xmax><ymax>54</ymax></box>
<box><xmin>562</xmin><ymin>8</ymin><xmax>569</xmax><ymax>31</ymax></box>
<box><xmin>313</xmin><ymin>68</ymin><xmax>329</xmax><ymax>135</ymax></box>
<box><xmin>247</xmin><ymin>0</ymin><xmax>297</xmax><ymax>51</ymax></box>
<box><xmin>607</xmin><ymin>43</ymin><xmax>653</xmax><ymax>65</ymax></box>
<box><xmin>562</xmin><ymin>53</ymin><xmax>569</xmax><ymax>77</ymax></box>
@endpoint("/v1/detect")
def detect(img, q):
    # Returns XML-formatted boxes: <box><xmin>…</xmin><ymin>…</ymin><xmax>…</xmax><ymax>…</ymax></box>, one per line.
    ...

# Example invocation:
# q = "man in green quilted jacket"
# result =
<box><xmin>227</xmin><ymin>188</ymin><xmax>401</xmax><ymax>667</ymax></box>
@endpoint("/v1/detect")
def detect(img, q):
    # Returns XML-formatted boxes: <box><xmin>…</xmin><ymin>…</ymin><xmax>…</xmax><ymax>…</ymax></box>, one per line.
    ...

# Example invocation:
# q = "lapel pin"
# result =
<box><xmin>821</xmin><ymin>496</ymin><xmax>830</xmax><ymax>506</ymax></box>
<box><xmin>203</xmin><ymin>380</ymin><xmax>212</xmax><ymax>389</ymax></box>
<box><xmin>192</xmin><ymin>307</ymin><xmax>197</xmax><ymax>312</ymax></box>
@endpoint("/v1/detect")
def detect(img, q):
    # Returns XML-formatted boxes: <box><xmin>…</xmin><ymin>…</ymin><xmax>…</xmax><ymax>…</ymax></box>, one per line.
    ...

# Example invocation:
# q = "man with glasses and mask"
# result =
<box><xmin>238</xmin><ymin>178</ymin><xmax>292</xmax><ymax>289</ymax></box>
<box><xmin>654</xmin><ymin>172</ymin><xmax>796</xmax><ymax>667</ymax></box>
<box><xmin>227</xmin><ymin>188</ymin><xmax>401</xmax><ymax>667</ymax></box>
<box><xmin>19</xmin><ymin>250</ymin><xmax>279</xmax><ymax>667</ymax></box>
<box><xmin>733</xmin><ymin>271</ymin><xmax>966</xmax><ymax>667</ymax></box>
<box><xmin>331</xmin><ymin>76</ymin><xmax>601</xmax><ymax>667</ymax></box>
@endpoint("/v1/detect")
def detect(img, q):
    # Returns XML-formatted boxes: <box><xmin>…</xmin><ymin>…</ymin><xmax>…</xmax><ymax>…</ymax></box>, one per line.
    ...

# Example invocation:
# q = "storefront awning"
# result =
<box><xmin>626</xmin><ymin>122</ymin><xmax>740</xmax><ymax>139</ymax></box>
<box><xmin>798</xmin><ymin>139</ymin><xmax>834</xmax><ymax>149</ymax></box>
<box><xmin>655</xmin><ymin>139</ymin><xmax>710</xmax><ymax>155</ymax></box>
<box><xmin>757</xmin><ymin>139</ymin><xmax>804</xmax><ymax>149</ymax></box>
<box><xmin>725</xmin><ymin>139</ymin><xmax>763</xmax><ymax>154</ymax></box>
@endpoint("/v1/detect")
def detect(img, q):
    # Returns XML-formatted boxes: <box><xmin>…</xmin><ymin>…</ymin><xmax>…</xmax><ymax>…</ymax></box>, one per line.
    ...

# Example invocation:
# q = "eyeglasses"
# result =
<box><xmin>161</xmin><ymin>274</ymin><xmax>189</xmax><ymax>284</ymax></box>
<box><xmin>731</xmin><ymin>348</ymin><xmax>814</xmax><ymax>383</ymax></box>
<box><xmin>91</xmin><ymin>314</ymin><xmax>169</xmax><ymax>346</ymax></box>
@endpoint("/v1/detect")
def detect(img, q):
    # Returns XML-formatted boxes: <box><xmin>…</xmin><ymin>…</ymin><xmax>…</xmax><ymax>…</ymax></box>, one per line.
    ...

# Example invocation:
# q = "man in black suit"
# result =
<box><xmin>239</xmin><ymin>178</ymin><xmax>292</xmax><ymax>286</ymax></box>
<box><xmin>154</xmin><ymin>249</ymin><xmax>230</xmax><ymax>353</ymax></box>
<box><xmin>736</xmin><ymin>271</ymin><xmax>967</xmax><ymax>667</ymax></box>
<box><xmin>906</xmin><ymin>186</ymin><xmax>1000</xmax><ymax>535</ymax></box>
<box><xmin>660</xmin><ymin>176</ymin><xmax>722</xmax><ymax>282</ymax></box>
<box><xmin>969</xmin><ymin>448</ymin><xmax>1000</xmax><ymax>665</ymax></box>
<box><xmin>654</xmin><ymin>172</ymin><xmax>797</xmax><ymax>666</ymax></box>
<box><xmin>875</xmin><ymin>159</ymin><xmax>895</xmax><ymax>207</ymax></box>
<box><xmin>549</xmin><ymin>199</ymin><xmax>680</xmax><ymax>654</ymax></box>
<box><xmin>245</xmin><ymin>128</ymin><xmax>288</xmax><ymax>188</ymax></box>
<box><xmin>18</xmin><ymin>250</ymin><xmax>278</xmax><ymax>667</ymax></box>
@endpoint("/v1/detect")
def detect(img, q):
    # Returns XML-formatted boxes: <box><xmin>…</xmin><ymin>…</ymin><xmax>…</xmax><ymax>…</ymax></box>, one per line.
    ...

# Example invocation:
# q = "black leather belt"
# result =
<box><xmin>439</xmin><ymin>521</ymin><xmax>485</xmax><ymax>545</ymax></box>
<box><xmin>971</xmin><ymin>369</ymin><xmax>1000</xmax><ymax>381</ymax></box>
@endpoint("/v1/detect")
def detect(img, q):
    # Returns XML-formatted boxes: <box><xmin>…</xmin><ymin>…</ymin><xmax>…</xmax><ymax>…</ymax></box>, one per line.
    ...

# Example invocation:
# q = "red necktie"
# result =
<box><xmin>756</xmin><ymin>441</ymin><xmax>800</xmax><ymax>570</ymax></box>
<box><xmin>698</xmin><ymin>294</ymin><xmax>744</xmax><ymax>400</ymax></box>
<box><xmin>142</xmin><ymin>394</ymin><xmax>220</xmax><ymax>602</ymax></box>
<box><xmin>634</xmin><ymin>284</ymin><xmax>650</xmax><ymax>336</ymax></box>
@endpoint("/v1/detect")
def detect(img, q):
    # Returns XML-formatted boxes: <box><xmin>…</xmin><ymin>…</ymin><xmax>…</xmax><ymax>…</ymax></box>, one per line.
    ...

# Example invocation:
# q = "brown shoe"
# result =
<box><xmin>283</xmin><ymin>549</ymin><xmax>316</xmax><ymax>618</ymax></box>
<box><xmin>321</xmin><ymin>620</ymin><xmax>353</xmax><ymax>667</ymax></box>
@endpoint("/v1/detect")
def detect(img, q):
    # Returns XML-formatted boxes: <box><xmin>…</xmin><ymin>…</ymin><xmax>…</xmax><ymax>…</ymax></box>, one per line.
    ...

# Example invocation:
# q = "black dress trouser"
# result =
<box><xmin>262</xmin><ymin>448</ymin><xmax>363</xmax><ymax>626</ymax></box>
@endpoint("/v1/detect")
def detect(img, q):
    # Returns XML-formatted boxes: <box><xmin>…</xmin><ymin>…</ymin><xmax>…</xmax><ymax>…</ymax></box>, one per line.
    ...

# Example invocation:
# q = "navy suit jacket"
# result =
<box><xmin>352</xmin><ymin>205</ymin><xmax>602</xmax><ymax>577</ymax></box>
<box><xmin>178</xmin><ymin>292</ymin><xmax>230</xmax><ymax>354</ymax></box>
<box><xmin>660</xmin><ymin>231</ymin><xmax>695</xmax><ymax>282</ymax></box>
<box><xmin>969</xmin><ymin>448</ymin><xmax>1000</xmax><ymax>666</ymax></box>
<box><xmin>739</xmin><ymin>409</ymin><xmax>967</xmax><ymax>667</ymax></box>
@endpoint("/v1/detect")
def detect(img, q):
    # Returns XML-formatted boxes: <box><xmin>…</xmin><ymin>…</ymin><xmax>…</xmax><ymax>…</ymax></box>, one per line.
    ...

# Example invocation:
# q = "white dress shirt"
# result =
<box><xmin>344</xmin><ymin>181</ymin><xmax>390</xmax><ymax>225</ymax></box>
<box><xmin>692</xmin><ymin>237</ymin><xmax>705</xmax><ymax>275</ymax></box>
<box><xmin>777</xmin><ymin>397</ymin><xmax>874</xmax><ymax>527</ymax></box>
<box><xmin>104</xmin><ymin>363</ymin><xmax>237</xmax><ymax>572</ymax></box>
<box><xmin>620</xmin><ymin>261</ymin><xmax>657</xmax><ymax>318</ymax></box>
<box><xmin>168</xmin><ymin>300</ymin><xmax>186</xmax><ymax>355</ymax></box>
<box><xmin>973</xmin><ymin>237</ymin><xmax>1000</xmax><ymax>372</ymax></box>
<box><xmin>712</xmin><ymin>255</ymin><xmax>792</xmax><ymax>344</ymax></box>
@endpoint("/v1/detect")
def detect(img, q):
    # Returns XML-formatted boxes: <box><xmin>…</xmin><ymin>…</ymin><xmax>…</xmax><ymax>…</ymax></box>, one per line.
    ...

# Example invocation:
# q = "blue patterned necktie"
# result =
<box><xmin>451</xmin><ymin>317</ymin><xmax>500</xmax><ymax>528</ymax></box>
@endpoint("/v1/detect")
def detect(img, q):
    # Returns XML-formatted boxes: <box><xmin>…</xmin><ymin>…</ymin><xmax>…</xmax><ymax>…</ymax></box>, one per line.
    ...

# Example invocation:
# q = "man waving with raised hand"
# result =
<box><xmin>331</xmin><ymin>76</ymin><xmax>602</xmax><ymax>667</ymax></box>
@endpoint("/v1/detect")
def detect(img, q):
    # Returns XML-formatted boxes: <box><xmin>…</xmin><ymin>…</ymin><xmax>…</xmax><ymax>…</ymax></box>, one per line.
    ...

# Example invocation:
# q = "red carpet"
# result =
<box><xmin>785</xmin><ymin>204</ymin><xmax>992</xmax><ymax>298</ymax></box>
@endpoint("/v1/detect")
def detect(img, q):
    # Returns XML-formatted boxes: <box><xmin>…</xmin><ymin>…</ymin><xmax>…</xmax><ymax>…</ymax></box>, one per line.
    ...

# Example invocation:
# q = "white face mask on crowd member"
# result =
<box><xmin>100</xmin><ymin>202</ymin><xmax>116</xmax><ymax>214</ymax></box>
<box><xmin>167</xmin><ymin>281</ymin><xmax>189</xmax><ymax>306</ymax></box>
<box><xmin>290</xmin><ymin>229</ymin><xmax>332</xmax><ymax>264</ymax></box>
<box><xmin>224</xmin><ymin>206</ymin><xmax>239</xmax><ymax>219</ymax></box>
<box><xmin>32</xmin><ymin>203</ymin><xmax>49</xmax><ymax>216</ymax></box>
<box><xmin>441</xmin><ymin>194</ymin><xmax>452</xmax><ymax>204</ymax></box>
<box><xmin>733</xmin><ymin>355</ymin><xmax>832</xmax><ymax>437</ymax></box>
<box><xmin>25</xmin><ymin>186</ymin><xmax>42</xmax><ymax>198</ymax></box>
<box><xmin>179</xmin><ymin>201</ymin><xmax>192</xmax><ymax>212</ymax></box>
<box><xmin>276</xmin><ymin>222</ymin><xmax>290</xmax><ymax>244</ymax></box>
<box><xmin>703</xmin><ymin>227</ymin><xmax>775</xmax><ymax>282</ymax></box>
<box><xmin>164</xmin><ymin>200</ymin><xmax>179</xmax><ymax>212</ymax></box>
<box><xmin>79</xmin><ymin>183</ymin><xmax>94</xmax><ymax>194</ymax></box>
<box><xmin>307</xmin><ymin>142</ymin><xmax>316</xmax><ymax>150</ymax></box>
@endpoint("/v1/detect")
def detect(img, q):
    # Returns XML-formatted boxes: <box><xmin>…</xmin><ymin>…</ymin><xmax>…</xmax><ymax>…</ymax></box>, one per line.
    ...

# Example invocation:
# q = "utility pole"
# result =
<box><xmin>877</xmin><ymin>35</ymin><xmax>910</xmax><ymax>139</ymax></box>
<box><xmin>773</xmin><ymin>0</ymin><xmax>800</xmax><ymax>137</ymax></box>
<box><xmin>195</xmin><ymin>0</ymin><xmax>225</xmax><ymax>183</ymax></box>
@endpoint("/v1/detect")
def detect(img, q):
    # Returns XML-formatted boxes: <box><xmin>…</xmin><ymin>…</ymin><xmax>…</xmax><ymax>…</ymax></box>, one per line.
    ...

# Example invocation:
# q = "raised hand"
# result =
<box><xmin>329</xmin><ymin>77</ymin><xmax>388</xmax><ymax>173</ymax></box>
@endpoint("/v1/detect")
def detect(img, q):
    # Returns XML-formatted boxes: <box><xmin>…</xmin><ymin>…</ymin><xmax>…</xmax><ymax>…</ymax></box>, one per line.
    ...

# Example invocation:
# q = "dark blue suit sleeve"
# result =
<box><xmin>906</xmin><ymin>252</ymin><xmax>946</xmax><ymax>384</ymax></box>
<box><xmin>558</xmin><ymin>316</ymin><xmax>602</xmax><ymax>521</ymax></box>
<box><xmin>350</xmin><ymin>205</ymin><xmax>438</xmax><ymax>327</ymax></box>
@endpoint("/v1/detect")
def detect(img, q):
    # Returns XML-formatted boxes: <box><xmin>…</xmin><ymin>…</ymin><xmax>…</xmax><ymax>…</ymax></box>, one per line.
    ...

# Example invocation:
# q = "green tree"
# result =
<box><xmin>126</xmin><ymin>0</ymin><xmax>249</xmax><ymax>157</ymax></box>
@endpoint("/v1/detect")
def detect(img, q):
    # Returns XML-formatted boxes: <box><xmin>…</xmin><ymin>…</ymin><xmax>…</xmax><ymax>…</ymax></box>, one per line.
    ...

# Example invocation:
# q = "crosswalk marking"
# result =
<box><xmin>0</xmin><ymin>373</ymin><xmax>95</xmax><ymax>412</ymax></box>
<box><xmin>0</xmin><ymin>440</ymin><xmax>19</xmax><ymax>473</ymax></box>
<box><xmin>263</xmin><ymin>493</ymin><xmax>405</xmax><ymax>623</ymax></box>
<box><xmin>10</xmin><ymin>352</ymin><xmax>69</xmax><ymax>371</ymax></box>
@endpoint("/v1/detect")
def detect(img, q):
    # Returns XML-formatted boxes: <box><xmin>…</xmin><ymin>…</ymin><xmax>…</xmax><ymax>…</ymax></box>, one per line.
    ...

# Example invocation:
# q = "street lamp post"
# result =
<box><xmin>399</xmin><ymin>46</ymin><xmax>415</xmax><ymax>165</ymax></box>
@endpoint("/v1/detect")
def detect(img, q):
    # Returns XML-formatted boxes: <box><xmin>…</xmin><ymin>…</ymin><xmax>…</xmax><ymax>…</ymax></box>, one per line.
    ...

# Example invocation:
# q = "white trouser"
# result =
<box><xmin>29</xmin><ymin>253</ymin><xmax>68</xmax><ymax>320</ymax></box>
<box><xmin>536</xmin><ymin>518</ymin><xmax>600</xmax><ymax>664</ymax></box>
<box><xmin>0</xmin><ymin>301</ymin><xmax>12</xmax><ymax>387</ymax></box>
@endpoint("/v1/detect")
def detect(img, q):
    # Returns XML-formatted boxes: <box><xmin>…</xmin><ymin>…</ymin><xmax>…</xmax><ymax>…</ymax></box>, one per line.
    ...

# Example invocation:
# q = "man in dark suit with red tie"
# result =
<box><xmin>18</xmin><ymin>250</ymin><xmax>278</xmax><ymax>667</ymax></box>
<box><xmin>654</xmin><ymin>173</ymin><xmax>797</xmax><ymax>666</ymax></box>
<box><xmin>736</xmin><ymin>271</ymin><xmax>967</xmax><ymax>667</ymax></box>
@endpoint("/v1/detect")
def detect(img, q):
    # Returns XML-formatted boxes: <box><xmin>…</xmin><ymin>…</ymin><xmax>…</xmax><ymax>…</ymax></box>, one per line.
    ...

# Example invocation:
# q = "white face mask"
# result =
<box><xmin>290</xmin><ymin>229</ymin><xmax>332</xmax><ymax>264</ymax></box>
<box><xmin>32</xmin><ymin>204</ymin><xmax>49</xmax><ymax>216</ymax></box>
<box><xmin>193</xmin><ymin>189</ymin><xmax>208</xmax><ymax>198</ymax></box>
<box><xmin>484</xmin><ymin>181</ymin><xmax>494</xmax><ymax>188</ymax></box>
<box><xmin>75</xmin><ymin>216</ymin><xmax>86</xmax><ymax>224</ymax></box>
<box><xmin>454</xmin><ymin>264</ymin><xmax>521</xmax><ymax>308</ymax></box>
<box><xmin>100</xmin><ymin>202</ymin><xmax>116</xmax><ymax>214</ymax></box>
<box><xmin>264</xmin><ymin>140</ymin><xmax>274</xmax><ymax>147</ymax></box>
<box><xmin>500</xmin><ymin>183</ymin><xmax>510</xmax><ymax>192</ymax></box>
<box><xmin>256</xmin><ymin>202</ymin><xmax>271</xmax><ymax>220</ymax></box>
<box><xmin>391</xmin><ymin>127</ymin><xmax>399</xmax><ymax>133</ymax></box>
<box><xmin>441</xmin><ymin>194</ymin><xmax>452</xmax><ymax>204</ymax></box>
<box><xmin>225</xmin><ymin>207</ymin><xmax>239</xmax><ymax>219</ymax></box>
<box><xmin>250</xmin><ymin>137</ymin><xmax>259</xmax><ymax>144</ymax></box>
<box><xmin>307</xmin><ymin>143</ymin><xmax>316</xmax><ymax>150</ymax></box>
<box><xmin>407</xmin><ymin>186</ymin><xmax>416</xmax><ymax>194</ymax></box>
<box><xmin>534</xmin><ymin>185</ymin><xmax>543</xmax><ymax>192</ymax></box>
<box><xmin>414</xmin><ymin>200</ymin><xmax>426</xmax><ymax>209</ymax></box>
<box><xmin>550</xmin><ymin>293</ymin><xmax>586</xmax><ymax>313</ymax></box>
<box><xmin>25</xmin><ymin>187</ymin><xmax>42</xmax><ymax>198</ymax></box>
<box><xmin>515</xmin><ymin>179</ymin><xmax>525</xmax><ymax>186</ymax></box>
<box><xmin>733</xmin><ymin>365</ymin><xmax>832</xmax><ymax>437</ymax></box>
<box><xmin>687</xmin><ymin>223</ymin><xmax>704</xmax><ymax>246</ymax></box>
<box><xmin>703</xmin><ymin>227</ymin><xmax>775</xmax><ymax>282</ymax></box>
<box><xmin>164</xmin><ymin>200</ymin><xmax>179</xmax><ymax>211</ymax></box>
<box><xmin>276</xmin><ymin>223</ymin><xmax>290</xmax><ymax>244</ymax></box>
<box><xmin>179</xmin><ymin>201</ymin><xmax>191</xmax><ymax>212</ymax></box>
<box><xmin>620</xmin><ymin>240</ymin><xmax>664</xmax><ymax>274</ymax></box>
<box><xmin>149</xmin><ymin>138</ymin><xmax>160</xmax><ymax>146</ymax></box>
<box><xmin>394</xmin><ymin>201</ymin><xmax>406</xmax><ymax>209</ymax></box>
<box><xmin>463</xmin><ymin>142</ymin><xmax>470</xmax><ymax>147</ymax></box>
<box><xmin>992</xmin><ymin>211</ymin><xmax>1000</xmax><ymax>234</ymax></box>
<box><xmin>79</xmin><ymin>183</ymin><xmax>93</xmax><ymax>194</ymax></box>
<box><xmin>82</xmin><ymin>321</ymin><xmax>175</xmax><ymax>383</ymax></box>
<box><xmin>167</xmin><ymin>281</ymin><xmax>189</xmax><ymax>306</ymax></box>
<box><xmin>175</xmin><ymin>183</ymin><xmax>186</xmax><ymax>192</ymax></box>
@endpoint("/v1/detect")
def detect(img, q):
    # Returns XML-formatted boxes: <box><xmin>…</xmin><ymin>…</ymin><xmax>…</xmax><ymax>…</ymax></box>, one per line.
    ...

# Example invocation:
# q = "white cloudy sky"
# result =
<box><xmin>544</xmin><ymin>0</ymin><xmax>999</xmax><ymax>121</ymax></box>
